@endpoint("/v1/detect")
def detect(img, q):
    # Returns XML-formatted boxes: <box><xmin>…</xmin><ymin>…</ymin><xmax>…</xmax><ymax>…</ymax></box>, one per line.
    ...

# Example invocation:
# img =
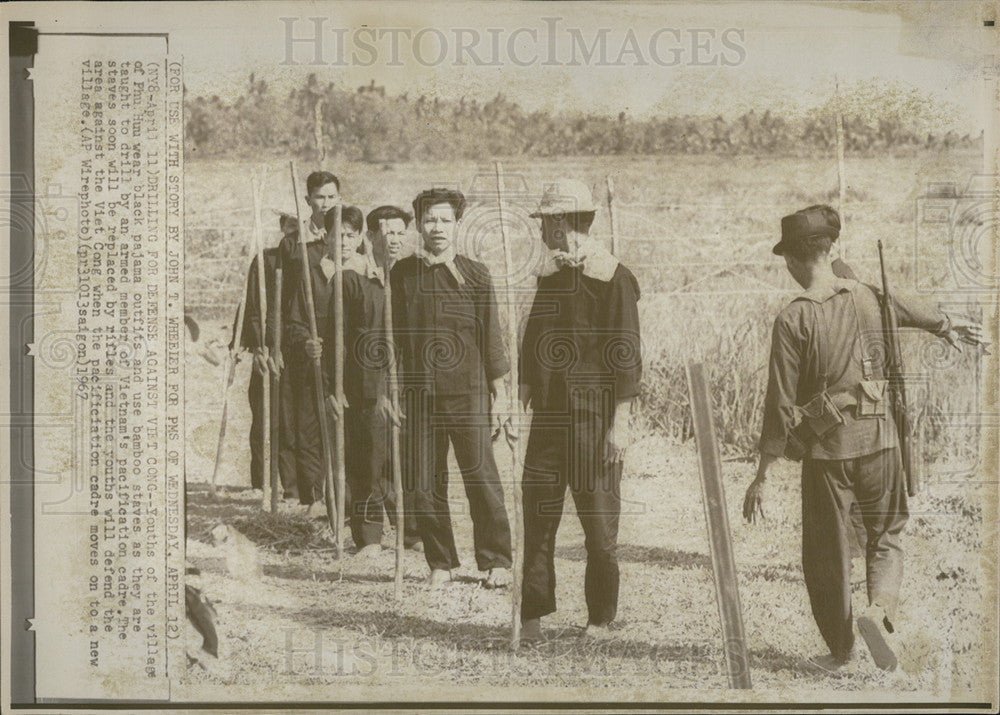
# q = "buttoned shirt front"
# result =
<box><xmin>390</xmin><ymin>253</ymin><xmax>509</xmax><ymax>396</ymax></box>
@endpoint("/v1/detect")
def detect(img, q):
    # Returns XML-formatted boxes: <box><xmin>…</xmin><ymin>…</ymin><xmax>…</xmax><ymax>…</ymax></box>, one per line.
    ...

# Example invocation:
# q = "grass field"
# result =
<box><xmin>180</xmin><ymin>151</ymin><xmax>996</xmax><ymax>702</ymax></box>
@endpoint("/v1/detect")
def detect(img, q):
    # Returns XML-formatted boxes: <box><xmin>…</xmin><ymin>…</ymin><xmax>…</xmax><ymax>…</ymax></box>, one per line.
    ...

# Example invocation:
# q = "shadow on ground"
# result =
<box><xmin>555</xmin><ymin>543</ymin><xmax>712</xmax><ymax>569</ymax></box>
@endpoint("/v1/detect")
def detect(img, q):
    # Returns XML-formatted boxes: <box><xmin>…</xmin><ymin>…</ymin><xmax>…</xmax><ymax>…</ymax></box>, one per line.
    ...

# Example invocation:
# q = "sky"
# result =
<box><xmin>14</xmin><ymin>1</ymin><xmax>998</xmax><ymax>131</ymax></box>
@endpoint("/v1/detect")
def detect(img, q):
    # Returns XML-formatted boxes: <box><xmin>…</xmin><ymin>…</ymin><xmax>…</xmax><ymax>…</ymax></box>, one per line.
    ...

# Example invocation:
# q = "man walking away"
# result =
<box><xmin>743</xmin><ymin>204</ymin><xmax>985</xmax><ymax>672</ymax></box>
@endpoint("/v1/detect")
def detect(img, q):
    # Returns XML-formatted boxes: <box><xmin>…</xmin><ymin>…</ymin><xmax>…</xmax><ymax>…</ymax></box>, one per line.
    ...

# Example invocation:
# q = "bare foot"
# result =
<box><xmin>354</xmin><ymin>544</ymin><xmax>382</xmax><ymax>560</ymax></box>
<box><xmin>808</xmin><ymin>651</ymin><xmax>852</xmax><ymax>674</ymax></box>
<box><xmin>426</xmin><ymin>569</ymin><xmax>452</xmax><ymax>587</ymax></box>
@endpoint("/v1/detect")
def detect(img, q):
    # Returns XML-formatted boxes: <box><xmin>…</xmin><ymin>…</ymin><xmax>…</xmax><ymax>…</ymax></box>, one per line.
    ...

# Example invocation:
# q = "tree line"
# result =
<box><xmin>185</xmin><ymin>74</ymin><xmax>981</xmax><ymax>162</ymax></box>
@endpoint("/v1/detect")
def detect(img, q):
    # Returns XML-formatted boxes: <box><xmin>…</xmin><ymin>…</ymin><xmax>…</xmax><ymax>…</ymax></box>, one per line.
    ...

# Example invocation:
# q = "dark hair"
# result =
<box><xmin>412</xmin><ymin>188</ymin><xmax>465</xmax><ymax>222</ymax></box>
<box><xmin>784</xmin><ymin>234</ymin><xmax>833</xmax><ymax>261</ymax></box>
<box><xmin>278</xmin><ymin>213</ymin><xmax>297</xmax><ymax>235</ymax></box>
<box><xmin>306</xmin><ymin>171</ymin><xmax>340</xmax><ymax>195</ymax></box>
<box><xmin>366</xmin><ymin>205</ymin><xmax>413</xmax><ymax>233</ymax></box>
<box><xmin>323</xmin><ymin>206</ymin><xmax>364</xmax><ymax>234</ymax></box>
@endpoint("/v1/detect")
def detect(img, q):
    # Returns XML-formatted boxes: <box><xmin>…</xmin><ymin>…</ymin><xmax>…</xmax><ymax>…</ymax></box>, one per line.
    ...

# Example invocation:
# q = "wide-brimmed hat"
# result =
<box><xmin>530</xmin><ymin>178</ymin><xmax>598</xmax><ymax>217</ymax></box>
<box><xmin>773</xmin><ymin>206</ymin><xmax>840</xmax><ymax>255</ymax></box>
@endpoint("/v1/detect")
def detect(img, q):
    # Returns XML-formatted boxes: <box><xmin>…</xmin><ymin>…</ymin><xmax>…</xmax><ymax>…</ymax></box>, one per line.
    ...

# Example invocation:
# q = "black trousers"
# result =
<box><xmin>248</xmin><ymin>369</ymin><xmax>297</xmax><ymax>496</ymax></box>
<box><xmin>344</xmin><ymin>401</ymin><xmax>388</xmax><ymax>548</ymax></box>
<box><xmin>521</xmin><ymin>405</ymin><xmax>621</xmax><ymax>625</ymax></box>
<box><xmin>403</xmin><ymin>389</ymin><xmax>512</xmax><ymax>572</ymax></box>
<box><xmin>802</xmin><ymin>447</ymin><xmax>908</xmax><ymax>661</ymax></box>
<box><xmin>285</xmin><ymin>360</ymin><xmax>325</xmax><ymax>505</ymax></box>
<box><xmin>384</xmin><ymin>474</ymin><xmax>421</xmax><ymax>548</ymax></box>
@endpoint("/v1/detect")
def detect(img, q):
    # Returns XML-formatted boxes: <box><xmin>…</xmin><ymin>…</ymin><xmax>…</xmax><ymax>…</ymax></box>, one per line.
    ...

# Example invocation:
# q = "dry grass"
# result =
<box><xmin>181</xmin><ymin>150</ymin><xmax>993</xmax><ymax>702</ymax></box>
<box><xmin>179</xmin><ymin>440</ymin><xmax>991</xmax><ymax>701</ymax></box>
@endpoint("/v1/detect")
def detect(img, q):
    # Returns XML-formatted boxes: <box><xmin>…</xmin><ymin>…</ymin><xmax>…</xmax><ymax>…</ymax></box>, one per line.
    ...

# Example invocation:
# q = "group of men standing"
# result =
<box><xmin>234</xmin><ymin>171</ymin><xmax>642</xmax><ymax>636</ymax></box>
<box><xmin>232</xmin><ymin>170</ymin><xmax>986</xmax><ymax>667</ymax></box>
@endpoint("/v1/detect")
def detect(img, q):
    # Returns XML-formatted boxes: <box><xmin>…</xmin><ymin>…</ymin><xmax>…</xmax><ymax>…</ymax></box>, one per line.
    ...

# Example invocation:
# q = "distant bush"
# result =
<box><xmin>185</xmin><ymin>75</ymin><xmax>981</xmax><ymax>162</ymax></box>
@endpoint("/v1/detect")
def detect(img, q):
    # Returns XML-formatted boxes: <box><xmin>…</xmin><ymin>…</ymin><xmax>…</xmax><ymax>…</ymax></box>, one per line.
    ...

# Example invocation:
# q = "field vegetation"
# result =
<box><xmin>181</xmin><ymin>89</ymin><xmax>993</xmax><ymax>701</ymax></box>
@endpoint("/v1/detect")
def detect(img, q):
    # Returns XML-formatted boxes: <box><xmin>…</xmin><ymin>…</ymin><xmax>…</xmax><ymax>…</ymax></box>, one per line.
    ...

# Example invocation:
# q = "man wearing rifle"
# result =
<box><xmin>517</xmin><ymin>178</ymin><xmax>642</xmax><ymax>643</ymax></box>
<box><xmin>743</xmin><ymin>204</ymin><xmax>985</xmax><ymax>672</ymax></box>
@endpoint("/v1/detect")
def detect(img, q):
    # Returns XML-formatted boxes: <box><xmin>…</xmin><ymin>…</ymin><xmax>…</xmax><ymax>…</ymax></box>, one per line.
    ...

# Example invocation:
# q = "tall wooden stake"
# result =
<box><xmin>835</xmin><ymin>76</ymin><xmax>848</xmax><ymax>262</ymax></box>
<box><xmin>606</xmin><ymin>175</ymin><xmax>620</xmax><ymax>257</ymax></box>
<box><xmin>251</xmin><ymin>174</ymin><xmax>272</xmax><ymax>512</ymax></box>
<box><xmin>329</xmin><ymin>204</ymin><xmax>347</xmax><ymax>571</ymax></box>
<box><xmin>686</xmin><ymin>362</ymin><xmax>752</xmax><ymax>689</ymax></box>
<box><xmin>495</xmin><ymin>161</ymin><xmax>523</xmax><ymax>650</ymax></box>
<box><xmin>271</xmin><ymin>265</ymin><xmax>283</xmax><ymax>513</ymax></box>
<box><xmin>380</xmin><ymin>219</ymin><xmax>405</xmax><ymax>601</ymax></box>
<box><xmin>210</xmin><ymin>246</ymin><xmax>253</xmax><ymax>498</ymax></box>
<box><xmin>289</xmin><ymin>161</ymin><xmax>340</xmax><ymax>555</ymax></box>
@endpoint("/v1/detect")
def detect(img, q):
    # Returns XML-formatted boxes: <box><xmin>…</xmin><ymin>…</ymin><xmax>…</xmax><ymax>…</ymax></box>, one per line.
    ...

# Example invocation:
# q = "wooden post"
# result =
<box><xmin>685</xmin><ymin>362</ymin><xmax>752</xmax><ymax>689</ymax></box>
<box><xmin>210</xmin><ymin>247</ymin><xmax>253</xmax><ymax>498</ymax></box>
<box><xmin>289</xmin><ymin>161</ymin><xmax>340</xmax><ymax>554</ymax></box>
<box><xmin>251</xmin><ymin>175</ymin><xmax>272</xmax><ymax>512</ymax></box>
<box><xmin>835</xmin><ymin>76</ymin><xmax>847</xmax><ymax>262</ymax></box>
<box><xmin>329</xmin><ymin>204</ymin><xmax>347</xmax><ymax>569</ymax></box>
<box><xmin>380</xmin><ymin>219</ymin><xmax>405</xmax><ymax>601</ymax></box>
<box><xmin>271</xmin><ymin>265</ymin><xmax>283</xmax><ymax>513</ymax></box>
<box><xmin>495</xmin><ymin>161</ymin><xmax>523</xmax><ymax>650</ymax></box>
<box><xmin>606</xmin><ymin>175</ymin><xmax>620</xmax><ymax>258</ymax></box>
<box><xmin>314</xmin><ymin>99</ymin><xmax>326</xmax><ymax>162</ymax></box>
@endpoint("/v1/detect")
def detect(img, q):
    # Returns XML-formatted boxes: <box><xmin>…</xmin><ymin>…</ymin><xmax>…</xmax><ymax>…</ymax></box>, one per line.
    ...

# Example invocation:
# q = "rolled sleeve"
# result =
<box><xmin>890</xmin><ymin>289</ymin><xmax>949</xmax><ymax>335</ymax></box>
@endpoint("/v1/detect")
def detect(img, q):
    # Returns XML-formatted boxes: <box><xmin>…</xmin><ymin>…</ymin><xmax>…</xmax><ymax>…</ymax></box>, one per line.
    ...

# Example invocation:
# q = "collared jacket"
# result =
<box><xmin>320</xmin><ymin>258</ymin><xmax>388</xmax><ymax>407</ymax></box>
<box><xmin>389</xmin><ymin>253</ymin><xmax>509</xmax><ymax>396</ymax></box>
<box><xmin>759</xmin><ymin>278</ymin><xmax>949</xmax><ymax>461</ymax></box>
<box><xmin>520</xmin><ymin>263</ymin><xmax>642</xmax><ymax>414</ymax></box>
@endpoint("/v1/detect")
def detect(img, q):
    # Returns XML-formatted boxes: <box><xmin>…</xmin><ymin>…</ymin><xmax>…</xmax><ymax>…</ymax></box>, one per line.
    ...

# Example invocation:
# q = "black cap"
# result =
<box><xmin>773</xmin><ymin>206</ymin><xmax>840</xmax><ymax>255</ymax></box>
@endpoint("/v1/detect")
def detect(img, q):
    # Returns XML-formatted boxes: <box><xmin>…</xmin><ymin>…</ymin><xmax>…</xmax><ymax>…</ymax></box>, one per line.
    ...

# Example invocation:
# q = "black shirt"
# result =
<box><xmin>520</xmin><ymin>264</ymin><xmax>642</xmax><ymax>414</ymax></box>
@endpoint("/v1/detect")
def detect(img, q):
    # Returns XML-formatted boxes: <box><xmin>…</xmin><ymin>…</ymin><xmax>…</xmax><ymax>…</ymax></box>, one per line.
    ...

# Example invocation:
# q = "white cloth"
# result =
<box><xmin>536</xmin><ymin>237</ymin><xmax>619</xmax><ymax>282</ymax></box>
<box><xmin>416</xmin><ymin>246</ymin><xmax>465</xmax><ymax>285</ymax></box>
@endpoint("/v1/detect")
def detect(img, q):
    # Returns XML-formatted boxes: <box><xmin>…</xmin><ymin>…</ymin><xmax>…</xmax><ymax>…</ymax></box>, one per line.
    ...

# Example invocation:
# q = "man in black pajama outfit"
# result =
<box><xmin>390</xmin><ymin>188</ymin><xmax>513</xmax><ymax>588</ymax></box>
<box><xmin>302</xmin><ymin>206</ymin><xmax>398</xmax><ymax>554</ymax></box>
<box><xmin>517</xmin><ymin>178</ymin><xmax>642</xmax><ymax>642</ymax></box>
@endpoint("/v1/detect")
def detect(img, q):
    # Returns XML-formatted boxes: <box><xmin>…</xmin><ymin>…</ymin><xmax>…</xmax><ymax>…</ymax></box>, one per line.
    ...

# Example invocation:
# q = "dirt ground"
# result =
<box><xmin>178</xmin><ymin>333</ymin><xmax>994</xmax><ymax>705</ymax></box>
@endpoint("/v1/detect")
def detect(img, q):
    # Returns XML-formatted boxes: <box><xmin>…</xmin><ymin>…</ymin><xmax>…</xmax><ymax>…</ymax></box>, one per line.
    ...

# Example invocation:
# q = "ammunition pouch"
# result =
<box><xmin>784</xmin><ymin>389</ymin><xmax>848</xmax><ymax>461</ymax></box>
<box><xmin>857</xmin><ymin>379</ymin><xmax>888</xmax><ymax>417</ymax></box>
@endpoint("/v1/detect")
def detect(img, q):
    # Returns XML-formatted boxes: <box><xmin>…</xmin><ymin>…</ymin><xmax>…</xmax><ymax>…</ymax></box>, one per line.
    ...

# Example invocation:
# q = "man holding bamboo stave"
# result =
<box><xmin>390</xmin><ymin>188</ymin><xmax>514</xmax><ymax>588</ymax></box>
<box><xmin>282</xmin><ymin>172</ymin><xmax>352</xmax><ymax>517</ymax></box>
<box><xmin>366</xmin><ymin>205</ymin><xmax>422</xmax><ymax>552</ymax></box>
<box><xmin>230</xmin><ymin>229</ymin><xmax>296</xmax><ymax>500</ymax></box>
<box><xmin>295</xmin><ymin>205</ymin><xmax>406</xmax><ymax>555</ymax></box>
